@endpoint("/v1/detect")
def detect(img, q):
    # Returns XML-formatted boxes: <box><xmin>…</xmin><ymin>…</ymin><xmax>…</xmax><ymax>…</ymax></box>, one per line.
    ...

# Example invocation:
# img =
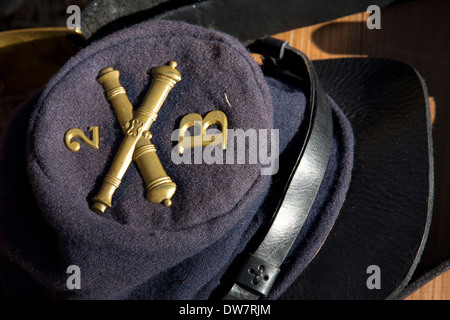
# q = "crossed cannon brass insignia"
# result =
<box><xmin>63</xmin><ymin>61</ymin><xmax>229</xmax><ymax>213</ymax></box>
<box><xmin>90</xmin><ymin>61</ymin><xmax>181</xmax><ymax>213</ymax></box>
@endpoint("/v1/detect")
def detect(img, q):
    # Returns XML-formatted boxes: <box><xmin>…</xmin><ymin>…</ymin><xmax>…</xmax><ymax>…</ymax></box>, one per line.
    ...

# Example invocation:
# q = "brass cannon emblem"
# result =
<box><xmin>90</xmin><ymin>61</ymin><xmax>181</xmax><ymax>213</ymax></box>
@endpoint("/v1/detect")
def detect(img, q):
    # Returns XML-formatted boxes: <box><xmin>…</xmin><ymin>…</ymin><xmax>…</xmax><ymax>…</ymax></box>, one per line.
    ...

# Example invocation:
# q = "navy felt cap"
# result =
<box><xmin>0</xmin><ymin>18</ymin><xmax>432</xmax><ymax>300</ymax></box>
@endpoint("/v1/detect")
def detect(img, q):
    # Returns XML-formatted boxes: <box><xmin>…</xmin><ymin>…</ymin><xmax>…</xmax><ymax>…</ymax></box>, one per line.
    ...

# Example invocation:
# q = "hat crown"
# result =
<box><xmin>24</xmin><ymin>22</ymin><xmax>282</xmax><ymax>295</ymax></box>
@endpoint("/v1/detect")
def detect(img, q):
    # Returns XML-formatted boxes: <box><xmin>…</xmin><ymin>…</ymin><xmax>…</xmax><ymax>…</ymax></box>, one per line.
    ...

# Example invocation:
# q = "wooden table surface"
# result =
<box><xmin>271</xmin><ymin>0</ymin><xmax>450</xmax><ymax>299</ymax></box>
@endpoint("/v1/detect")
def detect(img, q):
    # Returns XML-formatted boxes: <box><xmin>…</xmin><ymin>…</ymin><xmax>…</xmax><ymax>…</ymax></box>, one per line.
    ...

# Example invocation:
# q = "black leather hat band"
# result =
<box><xmin>223</xmin><ymin>40</ymin><xmax>334</xmax><ymax>299</ymax></box>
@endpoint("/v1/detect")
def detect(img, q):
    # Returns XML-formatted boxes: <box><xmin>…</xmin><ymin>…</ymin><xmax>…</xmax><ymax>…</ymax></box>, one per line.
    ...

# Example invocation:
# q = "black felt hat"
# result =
<box><xmin>0</xmin><ymin>1</ymin><xmax>433</xmax><ymax>300</ymax></box>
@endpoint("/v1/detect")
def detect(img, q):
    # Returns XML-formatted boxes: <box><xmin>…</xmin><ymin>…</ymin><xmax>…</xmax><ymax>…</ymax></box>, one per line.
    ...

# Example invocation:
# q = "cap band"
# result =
<box><xmin>223</xmin><ymin>42</ymin><xmax>333</xmax><ymax>299</ymax></box>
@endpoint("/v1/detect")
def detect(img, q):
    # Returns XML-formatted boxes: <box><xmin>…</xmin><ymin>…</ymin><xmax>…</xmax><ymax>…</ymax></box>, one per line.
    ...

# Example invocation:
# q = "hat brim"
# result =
<box><xmin>280</xmin><ymin>57</ymin><xmax>433</xmax><ymax>300</ymax></box>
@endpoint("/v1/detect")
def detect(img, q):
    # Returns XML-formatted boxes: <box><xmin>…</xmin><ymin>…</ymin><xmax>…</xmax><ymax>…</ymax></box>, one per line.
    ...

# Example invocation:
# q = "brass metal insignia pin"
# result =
<box><xmin>96</xmin><ymin>66</ymin><xmax>177</xmax><ymax>208</ymax></box>
<box><xmin>91</xmin><ymin>61</ymin><xmax>181</xmax><ymax>213</ymax></box>
<box><xmin>64</xmin><ymin>126</ymin><xmax>99</xmax><ymax>152</ymax></box>
<box><xmin>178</xmin><ymin>110</ymin><xmax>228</xmax><ymax>154</ymax></box>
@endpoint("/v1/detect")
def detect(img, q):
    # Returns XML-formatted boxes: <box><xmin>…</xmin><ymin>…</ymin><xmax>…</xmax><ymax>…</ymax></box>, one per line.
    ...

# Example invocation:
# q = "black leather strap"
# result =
<box><xmin>222</xmin><ymin>39</ymin><xmax>334</xmax><ymax>300</ymax></box>
<box><xmin>81</xmin><ymin>0</ymin><xmax>397</xmax><ymax>42</ymax></box>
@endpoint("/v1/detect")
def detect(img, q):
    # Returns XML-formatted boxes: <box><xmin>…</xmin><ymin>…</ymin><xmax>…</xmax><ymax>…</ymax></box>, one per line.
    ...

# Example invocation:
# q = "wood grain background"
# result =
<box><xmin>271</xmin><ymin>0</ymin><xmax>449</xmax><ymax>299</ymax></box>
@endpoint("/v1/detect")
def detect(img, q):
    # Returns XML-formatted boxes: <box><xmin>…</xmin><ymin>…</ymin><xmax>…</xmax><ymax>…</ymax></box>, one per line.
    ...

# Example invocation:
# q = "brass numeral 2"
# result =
<box><xmin>64</xmin><ymin>126</ymin><xmax>100</xmax><ymax>152</ymax></box>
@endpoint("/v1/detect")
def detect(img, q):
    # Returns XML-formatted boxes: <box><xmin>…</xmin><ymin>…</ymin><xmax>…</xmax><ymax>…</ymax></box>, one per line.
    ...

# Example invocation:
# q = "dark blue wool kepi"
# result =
<box><xmin>0</xmin><ymin>20</ymin><xmax>354</xmax><ymax>299</ymax></box>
